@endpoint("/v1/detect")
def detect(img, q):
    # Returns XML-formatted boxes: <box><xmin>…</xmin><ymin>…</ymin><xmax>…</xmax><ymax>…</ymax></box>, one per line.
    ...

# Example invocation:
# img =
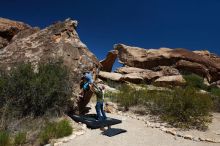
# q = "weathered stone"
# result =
<box><xmin>194</xmin><ymin>50</ymin><xmax>220</xmax><ymax>68</ymax></box>
<box><xmin>183</xmin><ymin>135</ymin><xmax>193</xmax><ymax>140</ymax></box>
<box><xmin>153</xmin><ymin>66</ymin><xmax>180</xmax><ymax>76</ymax></box>
<box><xmin>175</xmin><ymin>60</ymin><xmax>210</xmax><ymax>80</ymax></box>
<box><xmin>0</xmin><ymin>17</ymin><xmax>31</xmax><ymax>41</ymax></box>
<box><xmin>165</xmin><ymin>129</ymin><xmax>177</xmax><ymax>135</ymax></box>
<box><xmin>115</xmin><ymin>66</ymin><xmax>147</xmax><ymax>74</ymax></box>
<box><xmin>153</xmin><ymin>75</ymin><xmax>186</xmax><ymax>87</ymax></box>
<box><xmin>120</xmin><ymin>73</ymin><xmax>144</xmax><ymax>83</ymax></box>
<box><xmin>116</xmin><ymin>67</ymin><xmax>162</xmax><ymax>83</ymax></box>
<box><xmin>100</xmin><ymin>50</ymin><xmax>118</xmax><ymax>72</ymax></box>
<box><xmin>99</xmin><ymin>71</ymin><xmax>123</xmax><ymax>81</ymax></box>
<box><xmin>0</xmin><ymin>18</ymin><xmax>101</xmax><ymax>113</ymax></box>
<box><xmin>104</xmin><ymin>104</ymin><xmax>115</xmax><ymax>113</ymax></box>
<box><xmin>115</xmin><ymin>44</ymin><xmax>220</xmax><ymax>83</ymax></box>
<box><xmin>11</xmin><ymin>27</ymin><xmax>40</xmax><ymax>42</ymax></box>
<box><xmin>0</xmin><ymin>36</ymin><xmax>8</xmax><ymax>49</ymax></box>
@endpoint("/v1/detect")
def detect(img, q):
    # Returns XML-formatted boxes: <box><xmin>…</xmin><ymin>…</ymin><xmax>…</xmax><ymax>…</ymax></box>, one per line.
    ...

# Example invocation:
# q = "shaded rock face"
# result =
<box><xmin>115</xmin><ymin>44</ymin><xmax>220</xmax><ymax>83</ymax></box>
<box><xmin>0</xmin><ymin>18</ymin><xmax>101</xmax><ymax>113</ymax></box>
<box><xmin>100</xmin><ymin>50</ymin><xmax>118</xmax><ymax>72</ymax></box>
<box><xmin>0</xmin><ymin>18</ymin><xmax>31</xmax><ymax>49</ymax></box>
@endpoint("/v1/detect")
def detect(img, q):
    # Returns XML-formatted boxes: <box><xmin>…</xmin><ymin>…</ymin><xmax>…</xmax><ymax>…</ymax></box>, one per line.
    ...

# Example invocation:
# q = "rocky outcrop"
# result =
<box><xmin>99</xmin><ymin>70</ymin><xmax>161</xmax><ymax>84</ymax></box>
<box><xmin>115</xmin><ymin>44</ymin><xmax>220</xmax><ymax>83</ymax></box>
<box><xmin>0</xmin><ymin>18</ymin><xmax>101</xmax><ymax>113</ymax></box>
<box><xmin>0</xmin><ymin>36</ymin><xmax>8</xmax><ymax>48</ymax></box>
<box><xmin>116</xmin><ymin>67</ymin><xmax>162</xmax><ymax>83</ymax></box>
<box><xmin>99</xmin><ymin>71</ymin><xmax>123</xmax><ymax>81</ymax></box>
<box><xmin>152</xmin><ymin>66</ymin><xmax>180</xmax><ymax>76</ymax></box>
<box><xmin>194</xmin><ymin>50</ymin><xmax>220</xmax><ymax>68</ymax></box>
<box><xmin>0</xmin><ymin>18</ymin><xmax>31</xmax><ymax>49</ymax></box>
<box><xmin>115</xmin><ymin>66</ymin><xmax>147</xmax><ymax>74</ymax></box>
<box><xmin>153</xmin><ymin>75</ymin><xmax>186</xmax><ymax>87</ymax></box>
<box><xmin>100</xmin><ymin>50</ymin><xmax>118</xmax><ymax>72</ymax></box>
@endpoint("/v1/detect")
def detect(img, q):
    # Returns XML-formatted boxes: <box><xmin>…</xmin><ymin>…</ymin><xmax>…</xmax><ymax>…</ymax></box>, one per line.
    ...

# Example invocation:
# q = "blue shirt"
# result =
<box><xmin>84</xmin><ymin>72</ymin><xmax>93</xmax><ymax>83</ymax></box>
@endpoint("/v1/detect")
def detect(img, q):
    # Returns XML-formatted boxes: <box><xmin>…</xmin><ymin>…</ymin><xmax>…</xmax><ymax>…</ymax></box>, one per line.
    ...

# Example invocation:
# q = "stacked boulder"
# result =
<box><xmin>99</xmin><ymin>44</ymin><xmax>220</xmax><ymax>87</ymax></box>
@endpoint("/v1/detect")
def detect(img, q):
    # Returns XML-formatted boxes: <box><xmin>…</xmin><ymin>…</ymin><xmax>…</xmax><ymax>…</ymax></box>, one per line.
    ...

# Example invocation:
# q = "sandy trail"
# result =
<box><xmin>63</xmin><ymin>111</ymin><xmax>219</xmax><ymax>146</ymax></box>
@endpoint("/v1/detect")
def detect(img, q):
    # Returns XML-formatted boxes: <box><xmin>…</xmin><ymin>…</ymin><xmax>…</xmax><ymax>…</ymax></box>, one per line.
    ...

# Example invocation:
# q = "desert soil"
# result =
<box><xmin>63</xmin><ymin>104</ymin><xmax>220</xmax><ymax>146</ymax></box>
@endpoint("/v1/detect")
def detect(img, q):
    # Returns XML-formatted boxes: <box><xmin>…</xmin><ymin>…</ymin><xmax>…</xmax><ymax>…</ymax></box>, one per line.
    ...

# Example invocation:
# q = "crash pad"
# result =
<box><xmin>102</xmin><ymin>128</ymin><xmax>127</xmax><ymax>137</ymax></box>
<box><xmin>71</xmin><ymin>114</ymin><xmax>122</xmax><ymax>129</ymax></box>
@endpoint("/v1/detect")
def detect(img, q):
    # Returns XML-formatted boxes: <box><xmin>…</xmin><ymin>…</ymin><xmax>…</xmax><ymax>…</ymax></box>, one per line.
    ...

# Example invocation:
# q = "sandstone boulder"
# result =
<box><xmin>194</xmin><ymin>50</ymin><xmax>220</xmax><ymax>68</ymax></box>
<box><xmin>115</xmin><ymin>44</ymin><xmax>220</xmax><ymax>83</ymax></box>
<box><xmin>0</xmin><ymin>18</ymin><xmax>101</xmax><ymax>113</ymax></box>
<box><xmin>115</xmin><ymin>66</ymin><xmax>147</xmax><ymax>74</ymax></box>
<box><xmin>120</xmin><ymin>73</ymin><xmax>144</xmax><ymax>83</ymax></box>
<box><xmin>115</xmin><ymin>66</ymin><xmax>180</xmax><ymax>83</ymax></box>
<box><xmin>98</xmin><ymin>71</ymin><xmax>123</xmax><ymax>81</ymax></box>
<box><xmin>100</xmin><ymin>50</ymin><xmax>118</xmax><ymax>72</ymax></box>
<box><xmin>153</xmin><ymin>66</ymin><xmax>180</xmax><ymax>76</ymax></box>
<box><xmin>0</xmin><ymin>17</ymin><xmax>31</xmax><ymax>42</ymax></box>
<box><xmin>153</xmin><ymin>75</ymin><xmax>186</xmax><ymax>87</ymax></box>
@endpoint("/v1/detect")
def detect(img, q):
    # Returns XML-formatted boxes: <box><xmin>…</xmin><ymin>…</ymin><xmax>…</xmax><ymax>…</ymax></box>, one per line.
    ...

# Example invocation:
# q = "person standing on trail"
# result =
<box><xmin>93</xmin><ymin>85</ymin><xmax>107</xmax><ymax>121</ymax></box>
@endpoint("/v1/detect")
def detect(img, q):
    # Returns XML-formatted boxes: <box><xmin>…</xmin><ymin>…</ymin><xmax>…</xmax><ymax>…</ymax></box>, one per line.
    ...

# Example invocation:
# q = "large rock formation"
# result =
<box><xmin>100</xmin><ymin>50</ymin><xmax>118</xmax><ymax>72</ymax></box>
<box><xmin>0</xmin><ymin>18</ymin><xmax>101</xmax><ymax>113</ymax></box>
<box><xmin>114</xmin><ymin>44</ymin><xmax>220</xmax><ymax>83</ymax></box>
<box><xmin>0</xmin><ymin>18</ymin><xmax>31</xmax><ymax>48</ymax></box>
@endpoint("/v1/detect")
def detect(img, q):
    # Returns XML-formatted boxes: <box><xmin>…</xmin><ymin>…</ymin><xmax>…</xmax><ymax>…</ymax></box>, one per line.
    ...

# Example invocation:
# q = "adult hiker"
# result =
<box><xmin>92</xmin><ymin>85</ymin><xmax>107</xmax><ymax>121</ymax></box>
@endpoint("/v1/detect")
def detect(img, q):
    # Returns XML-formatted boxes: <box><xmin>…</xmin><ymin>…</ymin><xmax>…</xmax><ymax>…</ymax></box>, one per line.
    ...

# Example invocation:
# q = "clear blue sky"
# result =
<box><xmin>1</xmin><ymin>0</ymin><xmax>220</xmax><ymax>62</ymax></box>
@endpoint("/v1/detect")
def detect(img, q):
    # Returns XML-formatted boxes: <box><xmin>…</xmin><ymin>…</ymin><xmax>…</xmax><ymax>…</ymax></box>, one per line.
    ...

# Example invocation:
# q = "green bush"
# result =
<box><xmin>111</xmin><ymin>84</ymin><xmax>148</xmax><ymax>110</ymax></box>
<box><xmin>13</xmin><ymin>132</ymin><xmax>26</xmax><ymax>145</ymax></box>
<box><xmin>55</xmin><ymin>120</ymin><xmax>73</xmax><ymax>138</ymax></box>
<box><xmin>210</xmin><ymin>87</ymin><xmax>220</xmax><ymax>111</ymax></box>
<box><xmin>183</xmin><ymin>74</ymin><xmax>207</xmax><ymax>90</ymax></box>
<box><xmin>0</xmin><ymin>61</ymin><xmax>72</xmax><ymax>117</ymax></box>
<box><xmin>39</xmin><ymin>120</ymin><xmax>73</xmax><ymax>145</ymax></box>
<box><xmin>160</xmin><ymin>87</ymin><xmax>212</xmax><ymax>129</ymax></box>
<box><xmin>0</xmin><ymin>131</ymin><xmax>10</xmax><ymax>146</ymax></box>
<box><xmin>111</xmin><ymin>84</ymin><xmax>213</xmax><ymax>129</ymax></box>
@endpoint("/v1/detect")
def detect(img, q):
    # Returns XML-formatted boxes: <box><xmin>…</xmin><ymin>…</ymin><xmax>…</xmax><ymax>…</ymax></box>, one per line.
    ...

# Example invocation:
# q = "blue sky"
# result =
<box><xmin>1</xmin><ymin>0</ymin><xmax>220</xmax><ymax>68</ymax></box>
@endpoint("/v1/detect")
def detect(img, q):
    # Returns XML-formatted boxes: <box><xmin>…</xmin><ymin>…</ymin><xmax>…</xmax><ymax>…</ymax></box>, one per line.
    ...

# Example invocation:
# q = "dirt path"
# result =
<box><xmin>63</xmin><ymin>112</ymin><xmax>219</xmax><ymax>146</ymax></box>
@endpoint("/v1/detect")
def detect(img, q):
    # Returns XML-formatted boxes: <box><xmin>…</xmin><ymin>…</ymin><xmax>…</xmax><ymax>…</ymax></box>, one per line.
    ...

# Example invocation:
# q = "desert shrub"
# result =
<box><xmin>39</xmin><ymin>120</ymin><xmax>72</xmax><ymax>145</ymax></box>
<box><xmin>0</xmin><ymin>131</ymin><xmax>10</xmax><ymax>146</ymax></box>
<box><xmin>0</xmin><ymin>61</ymin><xmax>72</xmax><ymax>117</ymax></box>
<box><xmin>111</xmin><ymin>84</ymin><xmax>148</xmax><ymax>110</ymax></box>
<box><xmin>210</xmin><ymin>87</ymin><xmax>220</xmax><ymax>111</ymax></box>
<box><xmin>159</xmin><ymin>87</ymin><xmax>212</xmax><ymax>129</ymax></box>
<box><xmin>111</xmin><ymin>84</ymin><xmax>213</xmax><ymax>129</ymax></box>
<box><xmin>55</xmin><ymin>120</ymin><xmax>73</xmax><ymax>138</ymax></box>
<box><xmin>183</xmin><ymin>74</ymin><xmax>207</xmax><ymax>90</ymax></box>
<box><xmin>13</xmin><ymin>132</ymin><xmax>26</xmax><ymax>145</ymax></box>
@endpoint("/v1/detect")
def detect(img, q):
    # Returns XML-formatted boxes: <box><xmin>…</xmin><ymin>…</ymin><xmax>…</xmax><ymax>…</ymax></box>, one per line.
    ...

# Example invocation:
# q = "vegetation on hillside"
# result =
<box><xmin>0</xmin><ymin>61</ymin><xmax>73</xmax><ymax>145</ymax></box>
<box><xmin>107</xmin><ymin>74</ymin><xmax>219</xmax><ymax>130</ymax></box>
